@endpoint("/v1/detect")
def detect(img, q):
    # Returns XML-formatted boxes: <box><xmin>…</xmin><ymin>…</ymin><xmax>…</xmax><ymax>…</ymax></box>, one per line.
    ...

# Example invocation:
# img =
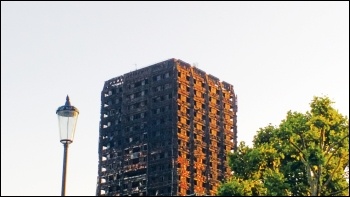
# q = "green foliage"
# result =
<box><xmin>218</xmin><ymin>96</ymin><xmax>349</xmax><ymax>196</ymax></box>
<box><xmin>218</xmin><ymin>177</ymin><xmax>267</xmax><ymax>196</ymax></box>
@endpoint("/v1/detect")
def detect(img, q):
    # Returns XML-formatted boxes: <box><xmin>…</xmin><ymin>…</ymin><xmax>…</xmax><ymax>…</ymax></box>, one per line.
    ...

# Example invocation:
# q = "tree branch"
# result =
<box><xmin>322</xmin><ymin>157</ymin><xmax>343</xmax><ymax>189</ymax></box>
<box><xmin>327</xmin><ymin>185</ymin><xmax>349</xmax><ymax>196</ymax></box>
<box><xmin>290</xmin><ymin>139</ymin><xmax>318</xmax><ymax>195</ymax></box>
<box><xmin>325</xmin><ymin>135</ymin><xmax>349</xmax><ymax>167</ymax></box>
<box><xmin>300</xmin><ymin>134</ymin><xmax>307</xmax><ymax>151</ymax></box>
<box><xmin>326</xmin><ymin>134</ymin><xmax>349</xmax><ymax>155</ymax></box>
<box><xmin>321</xmin><ymin>128</ymin><xmax>325</xmax><ymax>152</ymax></box>
<box><xmin>289</xmin><ymin>139</ymin><xmax>317</xmax><ymax>176</ymax></box>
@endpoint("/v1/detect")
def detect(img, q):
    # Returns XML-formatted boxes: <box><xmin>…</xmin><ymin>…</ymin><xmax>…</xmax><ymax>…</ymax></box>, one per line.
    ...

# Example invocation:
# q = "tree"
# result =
<box><xmin>218</xmin><ymin>96</ymin><xmax>349</xmax><ymax>196</ymax></box>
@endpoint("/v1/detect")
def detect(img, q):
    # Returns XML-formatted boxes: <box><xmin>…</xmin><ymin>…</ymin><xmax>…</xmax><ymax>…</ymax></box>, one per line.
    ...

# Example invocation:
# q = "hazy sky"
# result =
<box><xmin>1</xmin><ymin>1</ymin><xmax>349</xmax><ymax>196</ymax></box>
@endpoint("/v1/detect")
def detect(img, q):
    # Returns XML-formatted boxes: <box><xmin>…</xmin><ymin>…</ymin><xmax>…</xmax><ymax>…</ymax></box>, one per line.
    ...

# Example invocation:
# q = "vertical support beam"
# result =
<box><xmin>189</xmin><ymin>67</ymin><xmax>195</xmax><ymax>195</ymax></box>
<box><xmin>203</xmin><ymin>75</ymin><xmax>210</xmax><ymax>194</ymax></box>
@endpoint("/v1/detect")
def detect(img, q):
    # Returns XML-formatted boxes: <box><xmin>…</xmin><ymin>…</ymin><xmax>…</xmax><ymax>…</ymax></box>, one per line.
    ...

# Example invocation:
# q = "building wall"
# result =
<box><xmin>176</xmin><ymin>62</ymin><xmax>237</xmax><ymax>196</ymax></box>
<box><xmin>96</xmin><ymin>59</ymin><xmax>237</xmax><ymax>196</ymax></box>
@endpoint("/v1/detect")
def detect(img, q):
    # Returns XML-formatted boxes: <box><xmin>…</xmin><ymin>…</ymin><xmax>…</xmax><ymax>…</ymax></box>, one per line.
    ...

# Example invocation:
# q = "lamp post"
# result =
<box><xmin>56</xmin><ymin>95</ymin><xmax>79</xmax><ymax>196</ymax></box>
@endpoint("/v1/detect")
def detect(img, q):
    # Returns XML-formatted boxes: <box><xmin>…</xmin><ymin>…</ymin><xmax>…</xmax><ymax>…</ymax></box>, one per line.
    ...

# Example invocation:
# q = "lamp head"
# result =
<box><xmin>56</xmin><ymin>95</ymin><xmax>79</xmax><ymax>144</ymax></box>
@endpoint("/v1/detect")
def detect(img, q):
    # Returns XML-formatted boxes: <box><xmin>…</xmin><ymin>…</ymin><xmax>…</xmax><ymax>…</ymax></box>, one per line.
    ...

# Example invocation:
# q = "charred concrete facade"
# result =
<box><xmin>96</xmin><ymin>59</ymin><xmax>237</xmax><ymax>196</ymax></box>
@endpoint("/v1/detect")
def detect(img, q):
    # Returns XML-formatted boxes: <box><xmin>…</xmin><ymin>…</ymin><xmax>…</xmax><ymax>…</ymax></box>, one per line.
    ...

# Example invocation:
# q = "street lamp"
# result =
<box><xmin>56</xmin><ymin>95</ymin><xmax>79</xmax><ymax>196</ymax></box>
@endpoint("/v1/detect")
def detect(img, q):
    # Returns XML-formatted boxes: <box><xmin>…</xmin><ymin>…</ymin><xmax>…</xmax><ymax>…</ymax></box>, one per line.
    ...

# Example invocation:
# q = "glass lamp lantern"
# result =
<box><xmin>56</xmin><ymin>95</ymin><xmax>79</xmax><ymax>144</ymax></box>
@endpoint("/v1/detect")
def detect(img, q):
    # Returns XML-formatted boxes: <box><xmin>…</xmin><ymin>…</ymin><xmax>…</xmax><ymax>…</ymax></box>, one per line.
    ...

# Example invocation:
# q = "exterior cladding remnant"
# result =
<box><xmin>96</xmin><ymin>58</ymin><xmax>238</xmax><ymax>196</ymax></box>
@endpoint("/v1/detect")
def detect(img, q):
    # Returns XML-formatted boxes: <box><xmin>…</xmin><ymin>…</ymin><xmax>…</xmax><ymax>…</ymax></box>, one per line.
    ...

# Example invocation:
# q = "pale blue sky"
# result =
<box><xmin>1</xmin><ymin>1</ymin><xmax>349</xmax><ymax>196</ymax></box>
